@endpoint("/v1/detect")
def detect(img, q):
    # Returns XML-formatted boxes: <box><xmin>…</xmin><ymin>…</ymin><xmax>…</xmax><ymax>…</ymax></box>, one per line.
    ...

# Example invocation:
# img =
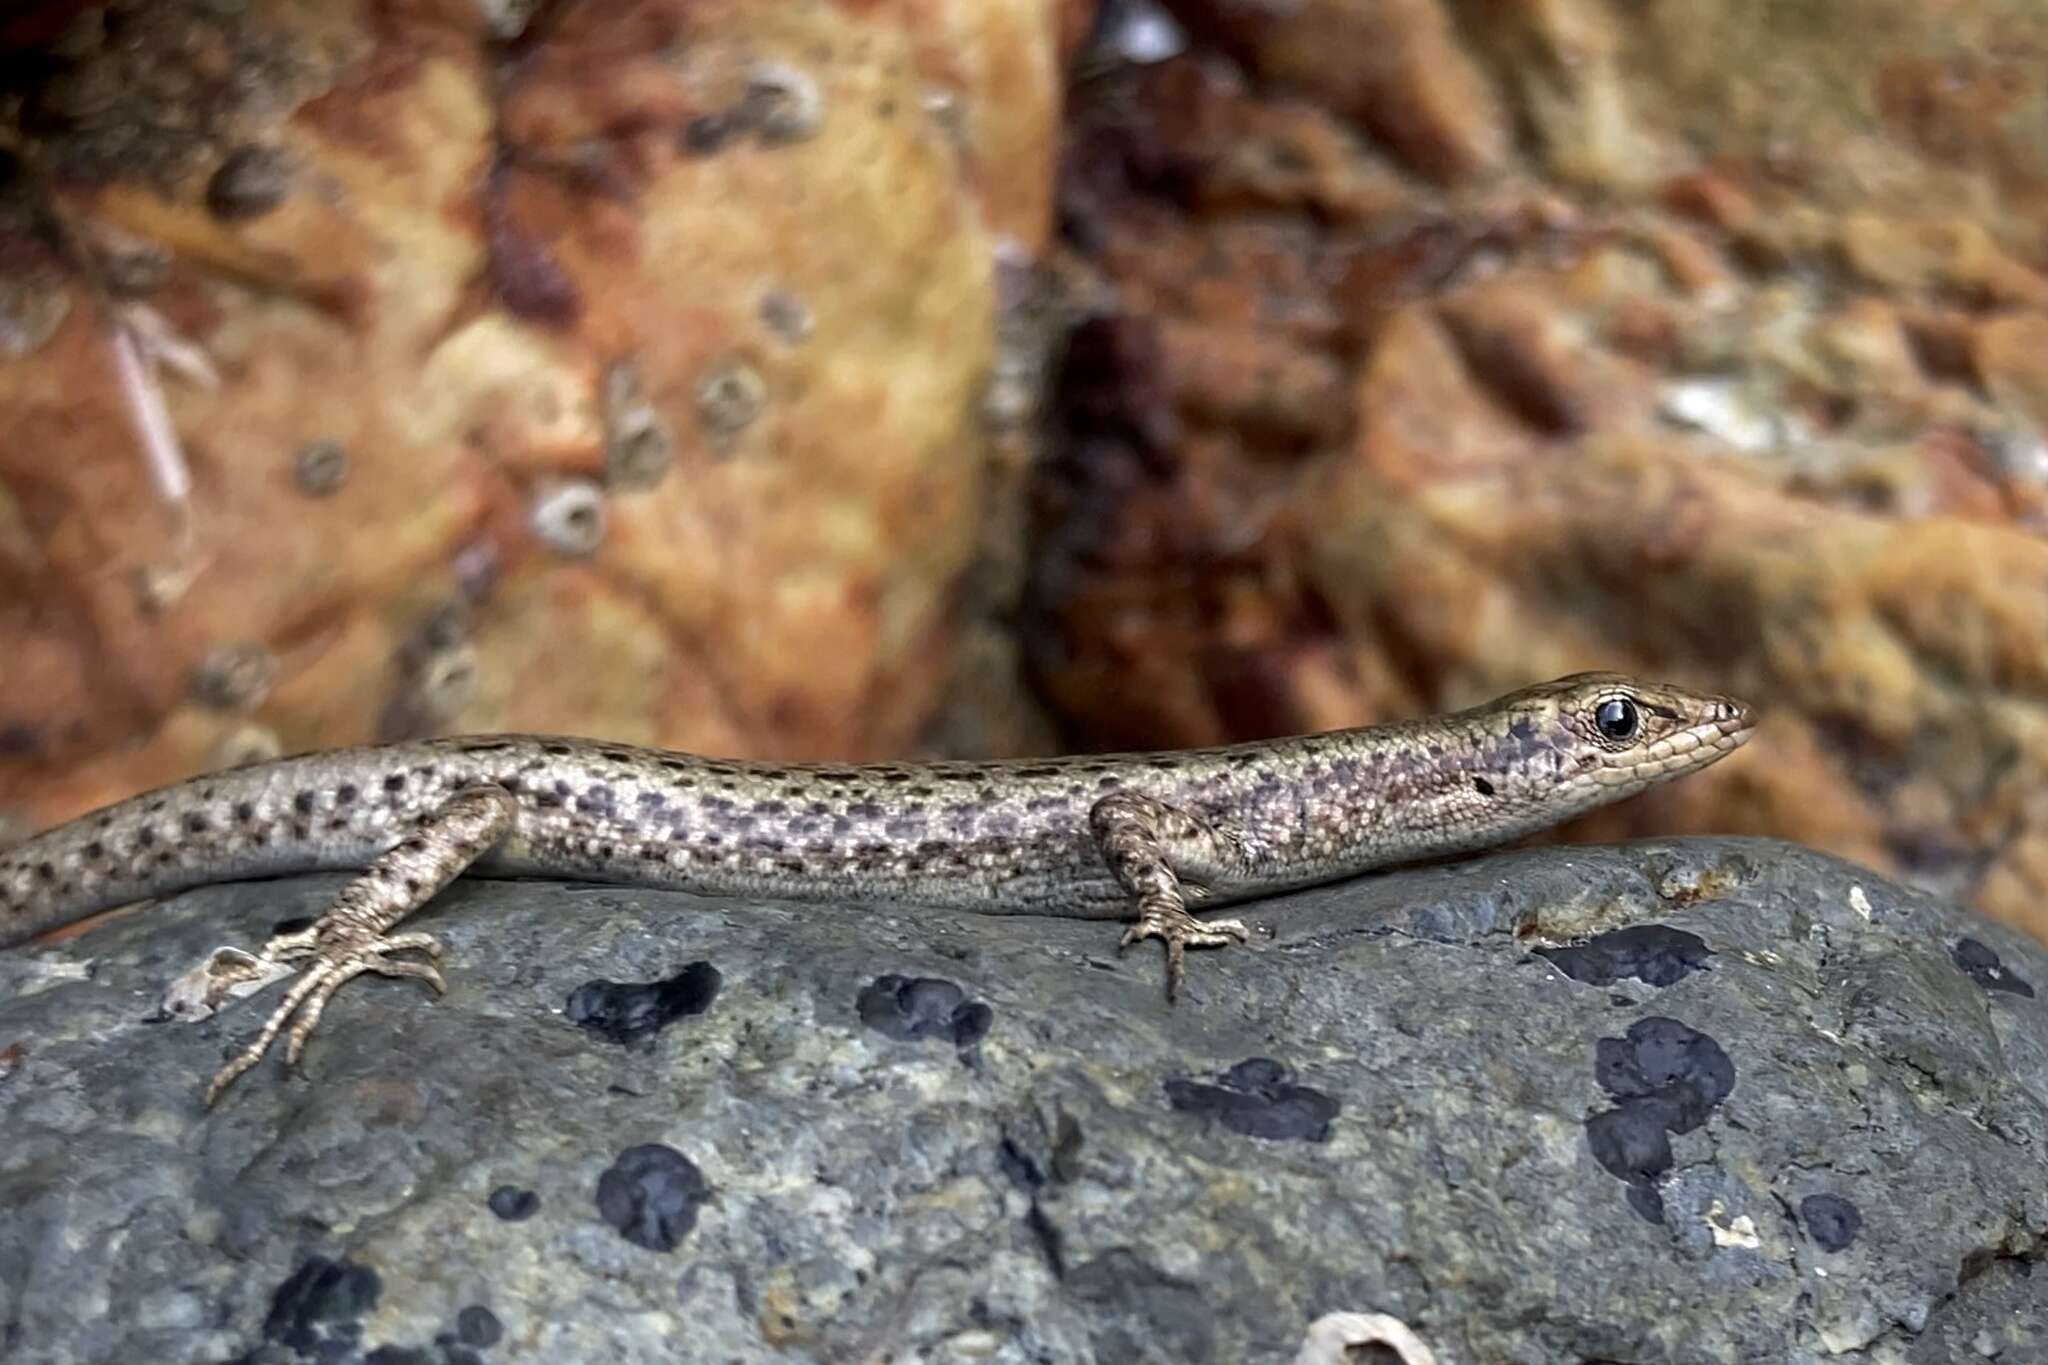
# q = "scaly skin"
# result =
<box><xmin>0</xmin><ymin>673</ymin><xmax>1753</xmax><ymax>1101</ymax></box>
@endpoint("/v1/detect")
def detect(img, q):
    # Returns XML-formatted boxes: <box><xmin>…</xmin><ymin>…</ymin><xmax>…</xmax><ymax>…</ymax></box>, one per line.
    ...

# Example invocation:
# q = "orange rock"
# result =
<box><xmin>0</xmin><ymin>0</ymin><xmax>1072</xmax><ymax>823</ymax></box>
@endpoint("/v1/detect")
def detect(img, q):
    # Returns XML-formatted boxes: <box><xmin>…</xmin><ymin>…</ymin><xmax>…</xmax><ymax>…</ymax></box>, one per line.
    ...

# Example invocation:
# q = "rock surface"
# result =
<box><xmin>3</xmin><ymin>838</ymin><xmax>2044</xmax><ymax>1363</ymax></box>
<box><xmin>1037</xmin><ymin>3</ymin><xmax>2048</xmax><ymax>947</ymax></box>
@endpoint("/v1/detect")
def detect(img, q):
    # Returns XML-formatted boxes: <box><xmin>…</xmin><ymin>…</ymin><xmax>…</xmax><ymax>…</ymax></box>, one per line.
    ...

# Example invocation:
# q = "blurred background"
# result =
<box><xmin>1</xmin><ymin>0</ymin><xmax>2045</xmax><ymax>947</ymax></box>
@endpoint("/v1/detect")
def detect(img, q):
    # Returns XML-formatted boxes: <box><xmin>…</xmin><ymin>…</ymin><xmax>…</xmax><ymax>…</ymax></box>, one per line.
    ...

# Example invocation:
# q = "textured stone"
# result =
<box><xmin>0</xmin><ymin>0</ymin><xmax>1078</xmax><ymax>824</ymax></box>
<box><xmin>1034</xmin><ymin>5</ymin><xmax>2048</xmax><ymax>946</ymax></box>
<box><xmin>2</xmin><ymin>838</ymin><xmax>2043</xmax><ymax>1362</ymax></box>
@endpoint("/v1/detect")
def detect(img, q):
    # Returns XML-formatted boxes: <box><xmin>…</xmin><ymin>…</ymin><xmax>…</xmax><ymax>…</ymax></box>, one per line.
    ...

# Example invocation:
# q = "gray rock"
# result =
<box><xmin>1</xmin><ymin>838</ymin><xmax>2043</xmax><ymax>1364</ymax></box>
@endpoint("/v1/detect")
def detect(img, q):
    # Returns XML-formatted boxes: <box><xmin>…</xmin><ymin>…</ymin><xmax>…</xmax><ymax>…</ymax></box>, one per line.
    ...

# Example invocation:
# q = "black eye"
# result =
<box><xmin>1595</xmin><ymin>697</ymin><xmax>1638</xmax><ymax>741</ymax></box>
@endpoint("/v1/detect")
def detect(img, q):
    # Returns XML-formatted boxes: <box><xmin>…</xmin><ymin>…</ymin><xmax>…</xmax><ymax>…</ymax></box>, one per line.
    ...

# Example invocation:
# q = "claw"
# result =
<box><xmin>1119</xmin><ymin>900</ymin><xmax>1250</xmax><ymax>1000</ymax></box>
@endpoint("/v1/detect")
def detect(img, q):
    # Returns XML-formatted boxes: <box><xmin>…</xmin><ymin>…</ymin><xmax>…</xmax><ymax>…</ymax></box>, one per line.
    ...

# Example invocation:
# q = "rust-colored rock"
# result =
<box><xmin>1036</xmin><ymin>5</ymin><xmax>2048</xmax><ymax>944</ymax></box>
<box><xmin>0</xmin><ymin>0</ymin><xmax>1079</xmax><ymax>828</ymax></box>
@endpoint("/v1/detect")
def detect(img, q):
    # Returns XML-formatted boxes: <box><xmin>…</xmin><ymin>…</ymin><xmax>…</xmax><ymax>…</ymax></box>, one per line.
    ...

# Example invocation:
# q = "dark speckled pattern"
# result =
<box><xmin>1</xmin><ymin>673</ymin><xmax>1751</xmax><ymax>947</ymax></box>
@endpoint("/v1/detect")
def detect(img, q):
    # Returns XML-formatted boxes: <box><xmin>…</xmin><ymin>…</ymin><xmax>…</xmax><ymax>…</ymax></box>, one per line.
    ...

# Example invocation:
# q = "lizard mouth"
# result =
<box><xmin>1602</xmin><ymin>698</ymin><xmax>1756</xmax><ymax>785</ymax></box>
<box><xmin>1671</xmin><ymin>702</ymin><xmax>1756</xmax><ymax>768</ymax></box>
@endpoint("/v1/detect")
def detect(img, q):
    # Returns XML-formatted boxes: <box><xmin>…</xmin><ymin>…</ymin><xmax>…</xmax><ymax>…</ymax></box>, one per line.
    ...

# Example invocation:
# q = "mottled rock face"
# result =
<box><xmin>1036</xmin><ymin>4</ymin><xmax>2048</xmax><ymax>947</ymax></box>
<box><xmin>1</xmin><ymin>839</ymin><xmax>2043</xmax><ymax>1362</ymax></box>
<box><xmin>0</xmin><ymin>0</ymin><xmax>1079</xmax><ymax>822</ymax></box>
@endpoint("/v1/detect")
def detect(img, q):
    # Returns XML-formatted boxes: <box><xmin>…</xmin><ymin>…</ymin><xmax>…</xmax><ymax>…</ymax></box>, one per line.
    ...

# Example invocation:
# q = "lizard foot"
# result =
<box><xmin>1119</xmin><ymin>897</ymin><xmax>1249</xmax><ymax>1001</ymax></box>
<box><xmin>201</xmin><ymin>926</ymin><xmax>446</xmax><ymax>1107</ymax></box>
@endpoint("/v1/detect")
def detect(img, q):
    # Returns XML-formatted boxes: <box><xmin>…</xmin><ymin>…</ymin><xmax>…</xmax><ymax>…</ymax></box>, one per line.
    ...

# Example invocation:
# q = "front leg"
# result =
<box><xmin>1088</xmin><ymin>790</ymin><xmax>1254</xmax><ymax>1001</ymax></box>
<box><xmin>163</xmin><ymin>785</ymin><xmax>518</xmax><ymax>1106</ymax></box>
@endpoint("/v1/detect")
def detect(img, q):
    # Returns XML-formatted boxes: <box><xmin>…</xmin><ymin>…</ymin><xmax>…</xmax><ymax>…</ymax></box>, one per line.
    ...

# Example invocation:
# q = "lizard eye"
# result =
<box><xmin>1594</xmin><ymin>696</ymin><xmax>1639</xmax><ymax>741</ymax></box>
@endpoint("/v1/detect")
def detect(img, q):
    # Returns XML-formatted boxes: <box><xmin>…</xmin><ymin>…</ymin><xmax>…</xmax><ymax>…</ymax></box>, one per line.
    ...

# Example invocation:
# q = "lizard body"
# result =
<box><xmin>0</xmin><ymin>673</ymin><xmax>1752</xmax><ymax>1101</ymax></box>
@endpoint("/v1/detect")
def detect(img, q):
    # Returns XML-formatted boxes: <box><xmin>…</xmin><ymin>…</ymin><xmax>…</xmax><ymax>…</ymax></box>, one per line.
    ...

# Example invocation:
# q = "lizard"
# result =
<box><xmin>0</xmin><ymin>672</ymin><xmax>1753</xmax><ymax>1104</ymax></box>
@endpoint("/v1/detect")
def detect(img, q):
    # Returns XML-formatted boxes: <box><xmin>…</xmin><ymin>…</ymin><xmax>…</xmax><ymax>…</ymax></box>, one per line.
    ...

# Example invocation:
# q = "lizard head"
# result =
<box><xmin>1499</xmin><ymin>672</ymin><xmax>1756</xmax><ymax>802</ymax></box>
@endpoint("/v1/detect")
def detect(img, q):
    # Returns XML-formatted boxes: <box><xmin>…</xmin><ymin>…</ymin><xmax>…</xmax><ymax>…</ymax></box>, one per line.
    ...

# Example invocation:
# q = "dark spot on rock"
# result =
<box><xmin>1536</xmin><ymin>925</ymin><xmax>1713</xmax><ymax>989</ymax></box>
<box><xmin>335</xmin><ymin>784</ymin><xmax>357</xmax><ymax>804</ymax></box>
<box><xmin>136</xmin><ymin>827</ymin><xmax>157</xmax><ymax>850</ymax></box>
<box><xmin>1800</xmin><ymin>1193</ymin><xmax>1862</xmax><ymax>1251</ymax></box>
<box><xmin>488</xmin><ymin>1185</ymin><xmax>540</xmax><ymax>1221</ymax></box>
<box><xmin>83</xmin><ymin>841</ymin><xmax>103</xmax><ymax>859</ymax></box>
<box><xmin>1164</xmin><ymin>1058</ymin><xmax>1340</xmax><ymax>1143</ymax></box>
<box><xmin>291</xmin><ymin>439</ymin><xmax>349</xmax><ymax>497</ymax></box>
<box><xmin>1024</xmin><ymin>1200</ymin><xmax>1067</xmax><ymax>1278</ymax></box>
<box><xmin>35</xmin><ymin>862</ymin><xmax>53</xmax><ymax>881</ymax></box>
<box><xmin>1583</xmin><ymin>1017</ymin><xmax>1735</xmax><ymax>1222</ymax></box>
<box><xmin>541</xmin><ymin>743</ymin><xmax>572</xmax><ymax>757</ymax></box>
<box><xmin>1473</xmin><ymin>777</ymin><xmax>1495</xmax><ymax>796</ymax></box>
<box><xmin>454</xmin><ymin>1304</ymin><xmax>502</xmax><ymax>1348</ymax></box>
<box><xmin>566</xmin><ymin>962</ymin><xmax>722</xmax><ymax>1045</ymax></box>
<box><xmin>1951</xmin><ymin>937</ymin><xmax>2036</xmax><ymax>998</ymax></box>
<box><xmin>261</xmin><ymin>1256</ymin><xmax>381</xmax><ymax>1354</ymax></box>
<box><xmin>294</xmin><ymin>791</ymin><xmax>316</xmax><ymax>815</ymax></box>
<box><xmin>595</xmin><ymin>1143</ymin><xmax>710</xmax><ymax>1252</ymax></box>
<box><xmin>364</xmin><ymin>1347</ymin><xmax>428</xmax><ymax>1365</ymax></box>
<box><xmin>998</xmin><ymin>1138</ymin><xmax>1044</xmax><ymax>1190</ymax></box>
<box><xmin>206</xmin><ymin>144</ymin><xmax>291</xmax><ymax>221</ymax></box>
<box><xmin>383</xmin><ymin>774</ymin><xmax>406</xmax><ymax>794</ymax></box>
<box><xmin>233</xmin><ymin>802</ymin><xmax>255</xmax><ymax>823</ymax></box>
<box><xmin>858</xmin><ymin>975</ymin><xmax>993</xmax><ymax>1049</ymax></box>
<box><xmin>680</xmin><ymin>111</ymin><xmax>737</xmax><ymax>154</ymax></box>
<box><xmin>402</xmin><ymin>877</ymin><xmax>421</xmax><ymax>894</ymax></box>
